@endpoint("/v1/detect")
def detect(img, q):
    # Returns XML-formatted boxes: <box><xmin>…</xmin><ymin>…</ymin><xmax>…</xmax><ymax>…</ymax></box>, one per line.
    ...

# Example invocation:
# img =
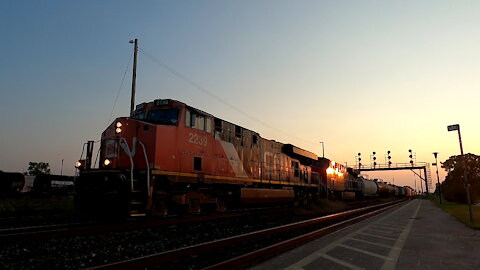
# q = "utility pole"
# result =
<box><xmin>319</xmin><ymin>142</ymin><xmax>325</xmax><ymax>158</ymax></box>
<box><xmin>129</xmin><ymin>38</ymin><xmax>138</xmax><ymax>116</ymax></box>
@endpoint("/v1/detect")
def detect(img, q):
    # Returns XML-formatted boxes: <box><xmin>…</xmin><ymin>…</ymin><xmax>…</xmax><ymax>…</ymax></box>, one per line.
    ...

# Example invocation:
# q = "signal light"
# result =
<box><xmin>410</xmin><ymin>160</ymin><xmax>414</xmax><ymax>164</ymax></box>
<box><xmin>358</xmin><ymin>158</ymin><xmax>361</xmax><ymax>161</ymax></box>
<box><xmin>374</xmin><ymin>162</ymin><xmax>377</xmax><ymax>166</ymax></box>
<box><xmin>409</xmin><ymin>154</ymin><xmax>413</xmax><ymax>159</ymax></box>
<box><xmin>373</xmin><ymin>157</ymin><xmax>377</xmax><ymax>160</ymax></box>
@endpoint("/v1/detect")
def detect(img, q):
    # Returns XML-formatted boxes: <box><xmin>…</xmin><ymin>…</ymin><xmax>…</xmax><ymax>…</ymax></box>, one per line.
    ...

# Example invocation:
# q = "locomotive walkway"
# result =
<box><xmin>251</xmin><ymin>199</ymin><xmax>480</xmax><ymax>270</ymax></box>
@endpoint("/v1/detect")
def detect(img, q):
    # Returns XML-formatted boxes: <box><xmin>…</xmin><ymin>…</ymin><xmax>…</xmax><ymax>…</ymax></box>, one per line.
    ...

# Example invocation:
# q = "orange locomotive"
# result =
<box><xmin>75</xmin><ymin>99</ymin><xmax>325</xmax><ymax>217</ymax></box>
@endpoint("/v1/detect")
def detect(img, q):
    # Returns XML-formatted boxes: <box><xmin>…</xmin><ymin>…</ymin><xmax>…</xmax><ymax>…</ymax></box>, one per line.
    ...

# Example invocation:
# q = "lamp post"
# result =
<box><xmin>319</xmin><ymin>142</ymin><xmax>325</xmax><ymax>158</ymax></box>
<box><xmin>447</xmin><ymin>124</ymin><xmax>473</xmax><ymax>223</ymax></box>
<box><xmin>432</xmin><ymin>152</ymin><xmax>442</xmax><ymax>204</ymax></box>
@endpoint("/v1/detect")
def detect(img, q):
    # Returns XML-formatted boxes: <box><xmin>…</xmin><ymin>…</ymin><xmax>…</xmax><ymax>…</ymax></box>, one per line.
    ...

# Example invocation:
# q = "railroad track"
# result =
<box><xmin>0</xmin><ymin>206</ymin><xmax>291</xmax><ymax>243</ymax></box>
<box><xmin>0</xmin><ymin>214</ymin><xmax>72</xmax><ymax>229</ymax></box>
<box><xmin>86</xmin><ymin>199</ymin><xmax>406</xmax><ymax>270</ymax></box>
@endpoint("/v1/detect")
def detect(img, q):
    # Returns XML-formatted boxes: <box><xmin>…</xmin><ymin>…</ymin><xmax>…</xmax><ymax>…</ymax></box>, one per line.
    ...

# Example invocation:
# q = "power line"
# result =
<box><xmin>138</xmin><ymin>47</ymin><xmax>319</xmax><ymax>148</ymax></box>
<box><xmin>107</xmin><ymin>54</ymin><xmax>133</xmax><ymax>124</ymax></box>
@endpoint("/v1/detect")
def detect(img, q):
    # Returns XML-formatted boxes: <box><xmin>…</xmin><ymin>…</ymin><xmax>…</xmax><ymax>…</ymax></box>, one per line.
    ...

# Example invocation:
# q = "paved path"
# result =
<box><xmin>251</xmin><ymin>199</ymin><xmax>480</xmax><ymax>270</ymax></box>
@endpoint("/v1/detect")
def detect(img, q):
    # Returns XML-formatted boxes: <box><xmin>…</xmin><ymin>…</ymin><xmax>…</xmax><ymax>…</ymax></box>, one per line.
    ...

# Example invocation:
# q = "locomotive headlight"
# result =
<box><xmin>104</xmin><ymin>158</ymin><xmax>111</xmax><ymax>166</ymax></box>
<box><xmin>75</xmin><ymin>161</ymin><xmax>82</xmax><ymax>168</ymax></box>
<box><xmin>115</xmin><ymin>122</ymin><xmax>123</xmax><ymax>133</ymax></box>
<box><xmin>326</xmin><ymin>167</ymin><xmax>334</xmax><ymax>174</ymax></box>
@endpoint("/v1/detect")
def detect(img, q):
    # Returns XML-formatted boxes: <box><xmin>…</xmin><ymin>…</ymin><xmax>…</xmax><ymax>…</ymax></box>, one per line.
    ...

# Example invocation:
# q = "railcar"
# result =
<box><xmin>0</xmin><ymin>171</ymin><xmax>25</xmax><ymax>195</ymax></box>
<box><xmin>32</xmin><ymin>174</ymin><xmax>74</xmax><ymax>195</ymax></box>
<box><xmin>358</xmin><ymin>176</ymin><xmax>378</xmax><ymax>198</ymax></box>
<box><xmin>75</xmin><ymin>99</ymin><xmax>323</xmax><ymax>217</ymax></box>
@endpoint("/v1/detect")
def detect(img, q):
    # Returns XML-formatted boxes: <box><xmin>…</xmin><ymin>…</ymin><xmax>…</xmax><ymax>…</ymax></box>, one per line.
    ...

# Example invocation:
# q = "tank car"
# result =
<box><xmin>358</xmin><ymin>176</ymin><xmax>378</xmax><ymax>198</ymax></box>
<box><xmin>0</xmin><ymin>171</ymin><xmax>25</xmax><ymax>195</ymax></box>
<box><xmin>75</xmin><ymin>99</ymin><xmax>322</xmax><ymax>217</ymax></box>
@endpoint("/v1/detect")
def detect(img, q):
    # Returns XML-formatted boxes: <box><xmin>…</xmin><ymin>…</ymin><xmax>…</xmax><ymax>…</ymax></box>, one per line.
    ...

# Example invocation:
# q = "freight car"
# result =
<box><xmin>0</xmin><ymin>171</ymin><xmax>25</xmax><ymax>196</ymax></box>
<box><xmin>32</xmin><ymin>174</ymin><xmax>75</xmax><ymax>195</ymax></box>
<box><xmin>0</xmin><ymin>172</ymin><xmax>74</xmax><ymax>195</ymax></box>
<box><xmin>75</xmin><ymin>99</ymin><xmax>325</xmax><ymax>217</ymax></box>
<box><xmin>358</xmin><ymin>176</ymin><xmax>378</xmax><ymax>198</ymax></box>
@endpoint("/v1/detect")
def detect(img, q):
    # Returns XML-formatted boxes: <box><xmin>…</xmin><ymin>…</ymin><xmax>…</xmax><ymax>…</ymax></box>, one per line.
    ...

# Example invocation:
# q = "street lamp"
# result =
<box><xmin>432</xmin><ymin>152</ymin><xmax>442</xmax><ymax>204</ymax></box>
<box><xmin>447</xmin><ymin>124</ymin><xmax>473</xmax><ymax>223</ymax></box>
<box><xmin>319</xmin><ymin>142</ymin><xmax>325</xmax><ymax>158</ymax></box>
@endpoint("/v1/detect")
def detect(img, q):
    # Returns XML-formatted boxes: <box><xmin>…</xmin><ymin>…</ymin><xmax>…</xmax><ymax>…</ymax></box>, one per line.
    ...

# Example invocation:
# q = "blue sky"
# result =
<box><xmin>1</xmin><ymin>1</ymin><xmax>480</xmax><ymax>189</ymax></box>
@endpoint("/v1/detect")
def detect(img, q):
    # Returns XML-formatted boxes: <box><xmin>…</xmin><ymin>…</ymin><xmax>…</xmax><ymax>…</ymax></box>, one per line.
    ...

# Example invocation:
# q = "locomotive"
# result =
<box><xmin>74</xmin><ymin>99</ymin><xmax>334</xmax><ymax>217</ymax></box>
<box><xmin>74</xmin><ymin>98</ymin><xmax>416</xmax><ymax>218</ymax></box>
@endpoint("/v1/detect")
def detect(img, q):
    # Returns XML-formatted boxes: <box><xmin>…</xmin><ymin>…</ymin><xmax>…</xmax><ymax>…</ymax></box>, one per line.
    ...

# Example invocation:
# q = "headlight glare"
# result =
<box><xmin>104</xmin><ymin>159</ymin><xmax>111</xmax><ymax>166</ymax></box>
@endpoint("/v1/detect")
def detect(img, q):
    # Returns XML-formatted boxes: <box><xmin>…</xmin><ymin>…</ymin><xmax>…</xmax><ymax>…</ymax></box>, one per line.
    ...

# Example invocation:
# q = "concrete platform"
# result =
<box><xmin>251</xmin><ymin>199</ymin><xmax>480</xmax><ymax>270</ymax></box>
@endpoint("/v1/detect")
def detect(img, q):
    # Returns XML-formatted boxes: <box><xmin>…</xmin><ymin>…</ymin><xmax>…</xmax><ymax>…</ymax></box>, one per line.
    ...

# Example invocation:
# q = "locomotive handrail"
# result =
<box><xmin>119</xmin><ymin>137</ymin><xmax>135</xmax><ymax>190</ymax></box>
<box><xmin>138</xmin><ymin>141</ymin><xmax>151</xmax><ymax>197</ymax></box>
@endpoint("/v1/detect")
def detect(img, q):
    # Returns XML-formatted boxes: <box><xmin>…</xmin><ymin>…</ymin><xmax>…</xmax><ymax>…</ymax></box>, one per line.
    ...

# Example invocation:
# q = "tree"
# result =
<box><xmin>441</xmin><ymin>153</ymin><xmax>480</xmax><ymax>203</ymax></box>
<box><xmin>27</xmin><ymin>162</ymin><xmax>51</xmax><ymax>176</ymax></box>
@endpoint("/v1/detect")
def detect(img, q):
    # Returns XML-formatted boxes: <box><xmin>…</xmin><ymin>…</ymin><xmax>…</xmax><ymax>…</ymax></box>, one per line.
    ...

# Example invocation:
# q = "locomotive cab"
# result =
<box><xmin>75</xmin><ymin>99</ymin><xmax>217</xmax><ymax>218</ymax></box>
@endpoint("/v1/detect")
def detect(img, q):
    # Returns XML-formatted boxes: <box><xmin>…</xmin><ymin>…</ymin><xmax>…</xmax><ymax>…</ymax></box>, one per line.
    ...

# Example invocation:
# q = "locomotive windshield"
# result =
<box><xmin>146</xmin><ymin>108</ymin><xmax>179</xmax><ymax>125</ymax></box>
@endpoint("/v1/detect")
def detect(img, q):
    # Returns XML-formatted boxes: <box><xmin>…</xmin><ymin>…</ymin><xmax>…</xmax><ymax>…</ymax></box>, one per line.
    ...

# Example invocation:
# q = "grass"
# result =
<box><xmin>0</xmin><ymin>195</ymin><xmax>74</xmax><ymax>217</ymax></box>
<box><xmin>431</xmin><ymin>197</ymin><xmax>480</xmax><ymax>229</ymax></box>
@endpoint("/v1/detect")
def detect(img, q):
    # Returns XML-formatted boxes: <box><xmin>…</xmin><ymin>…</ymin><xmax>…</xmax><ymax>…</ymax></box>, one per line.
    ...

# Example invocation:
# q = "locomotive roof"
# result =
<box><xmin>163</xmin><ymin>99</ymin><xmax>260</xmax><ymax>136</ymax></box>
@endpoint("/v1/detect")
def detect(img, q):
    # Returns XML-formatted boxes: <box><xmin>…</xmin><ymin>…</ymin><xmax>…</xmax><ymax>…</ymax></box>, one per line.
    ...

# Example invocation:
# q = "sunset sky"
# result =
<box><xmin>1</xmin><ymin>1</ymin><xmax>480</xmax><ymax>190</ymax></box>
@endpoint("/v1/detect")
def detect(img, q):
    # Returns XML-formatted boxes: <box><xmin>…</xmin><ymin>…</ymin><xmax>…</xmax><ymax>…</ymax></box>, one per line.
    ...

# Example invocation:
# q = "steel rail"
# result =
<box><xmin>204</xmin><ymin>201</ymin><xmax>402</xmax><ymax>269</ymax></box>
<box><xmin>86</xmin><ymin>199</ymin><xmax>405</xmax><ymax>270</ymax></box>
<box><xmin>0</xmin><ymin>206</ymin><xmax>290</xmax><ymax>243</ymax></box>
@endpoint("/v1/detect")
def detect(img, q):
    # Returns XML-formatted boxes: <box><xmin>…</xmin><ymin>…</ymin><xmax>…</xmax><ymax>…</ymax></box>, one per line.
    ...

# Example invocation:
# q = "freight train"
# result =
<box><xmin>74</xmin><ymin>99</ymin><xmax>415</xmax><ymax>218</ymax></box>
<box><xmin>0</xmin><ymin>171</ymin><xmax>74</xmax><ymax>195</ymax></box>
